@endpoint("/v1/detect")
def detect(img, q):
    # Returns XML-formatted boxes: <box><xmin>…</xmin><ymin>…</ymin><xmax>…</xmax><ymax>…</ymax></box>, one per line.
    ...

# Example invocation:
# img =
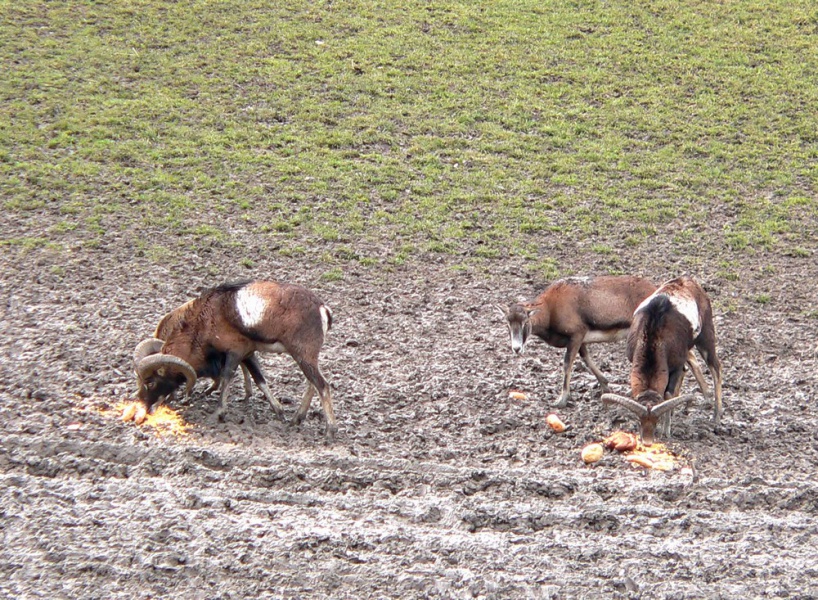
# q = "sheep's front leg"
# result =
<box><xmin>556</xmin><ymin>336</ymin><xmax>583</xmax><ymax>407</ymax></box>
<box><xmin>211</xmin><ymin>353</ymin><xmax>241</xmax><ymax>423</ymax></box>
<box><xmin>240</xmin><ymin>364</ymin><xmax>254</xmax><ymax>400</ymax></box>
<box><xmin>243</xmin><ymin>355</ymin><xmax>285</xmax><ymax>422</ymax></box>
<box><xmin>204</xmin><ymin>364</ymin><xmax>253</xmax><ymax>399</ymax></box>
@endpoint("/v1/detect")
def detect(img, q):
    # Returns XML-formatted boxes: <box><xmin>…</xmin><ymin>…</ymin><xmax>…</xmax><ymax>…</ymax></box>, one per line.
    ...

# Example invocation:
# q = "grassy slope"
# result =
<box><xmin>1</xmin><ymin>0</ymin><xmax>816</xmax><ymax>277</ymax></box>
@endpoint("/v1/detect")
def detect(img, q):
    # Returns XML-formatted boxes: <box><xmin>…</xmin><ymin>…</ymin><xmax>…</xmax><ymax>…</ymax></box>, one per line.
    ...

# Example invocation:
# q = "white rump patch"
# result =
<box><xmin>320</xmin><ymin>305</ymin><xmax>332</xmax><ymax>335</ymax></box>
<box><xmin>235</xmin><ymin>287</ymin><xmax>267</xmax><ymax>328</ymax></box>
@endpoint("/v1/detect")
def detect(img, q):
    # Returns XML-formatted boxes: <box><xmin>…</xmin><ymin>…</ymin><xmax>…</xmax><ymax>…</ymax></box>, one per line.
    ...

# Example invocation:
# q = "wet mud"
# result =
<box><xmin>1</xmin><ymin>231</ymin><xmax>817</xmax><ymax>599</ymax></box>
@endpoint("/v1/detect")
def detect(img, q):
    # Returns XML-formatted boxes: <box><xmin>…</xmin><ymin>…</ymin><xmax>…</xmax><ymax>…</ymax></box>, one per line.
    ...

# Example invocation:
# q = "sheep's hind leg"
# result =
<box><xmin>707</xmin><ymin>356</ymin><xmax>723</xmax><ymax>427</ymax></box>
<box><xmin>686</xmin><ymin>351</ymin><xmax>709</xmax><ymax>398</ymax></box>
<box><xmin>293</xmin><ymin>357</ymin><xmax>336</xmax><ymax>443</ymax></box>
<box><xmin>292</xmin><ymin>384</ymin><xmax>316</xmax><ymax>428</ymax></box>
<box><xmin>319</xmin><ymin>385</ymin><xmax>337</xmax><ymax>443</ymax></box>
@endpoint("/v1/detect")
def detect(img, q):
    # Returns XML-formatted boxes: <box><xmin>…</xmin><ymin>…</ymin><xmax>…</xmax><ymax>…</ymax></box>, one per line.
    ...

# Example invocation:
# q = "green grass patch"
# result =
<box><xmin>320</xmin><ymin>267</ymin><xmax>345</xmax><ymax>282</ymax></box>
<box><xmin>0</xmin><ymin>0</ymin><xmax>816</xmax><ymax>268</ymax></box>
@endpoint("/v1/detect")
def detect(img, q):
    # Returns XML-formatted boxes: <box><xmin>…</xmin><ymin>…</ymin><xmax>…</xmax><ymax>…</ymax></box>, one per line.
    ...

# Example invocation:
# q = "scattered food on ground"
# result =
<box><xmin>581</xmin><ymin>442</ymin><xmax>605</xmax><ymax>463</ymax></box>
<box><xmin>546</xmin><ymin>413</ymin><xmax>567</xmax><ymax>433</ymax></box>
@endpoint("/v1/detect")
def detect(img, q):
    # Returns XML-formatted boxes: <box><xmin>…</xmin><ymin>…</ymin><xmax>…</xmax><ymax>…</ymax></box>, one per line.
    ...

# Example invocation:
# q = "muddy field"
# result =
<box><xmin>1</xmin><ymin>220</ymin><xmax>817</xmax><ymax>599</ymax></box>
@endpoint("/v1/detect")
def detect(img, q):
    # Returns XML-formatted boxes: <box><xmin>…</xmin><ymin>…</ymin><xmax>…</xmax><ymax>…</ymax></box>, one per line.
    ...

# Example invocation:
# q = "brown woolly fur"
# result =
<box><xmin>605</xmin><ymin>276</ymin><xmax>724</xmax><ymax>444</ymax></box>
<box><xmin>132</xmin><ymin>280</ymin><xmax>337</xmax><ymax>441</ymax></box>
<box><xmin>499</xmin><ymin>275</ymin><xmax>704</xmax><ymax>408</ymax></box>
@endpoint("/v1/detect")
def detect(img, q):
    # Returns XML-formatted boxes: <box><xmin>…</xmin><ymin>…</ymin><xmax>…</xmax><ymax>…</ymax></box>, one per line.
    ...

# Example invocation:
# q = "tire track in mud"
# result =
<box><xmin>6</xmin><ymin>433</ymin><xmax>818</xmax><ymax>512</ymax></box>
<box><xmin>3</xmin><ymin>433</ymin><xmax>818</xmax><ymax>598</ymax></box>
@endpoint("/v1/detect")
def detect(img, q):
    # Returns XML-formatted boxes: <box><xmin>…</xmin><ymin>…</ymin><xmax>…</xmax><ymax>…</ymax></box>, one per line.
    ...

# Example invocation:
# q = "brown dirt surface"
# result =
<box><xmin>1</xmin><ymin>219</ymin><xmax>817</xmax><ymax>599</ymax></box>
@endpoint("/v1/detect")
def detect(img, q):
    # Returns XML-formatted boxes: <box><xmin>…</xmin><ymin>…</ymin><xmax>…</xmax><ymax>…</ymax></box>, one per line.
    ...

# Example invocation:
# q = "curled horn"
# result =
<box><xmin>601</xmin><ymin>393</ymin><xmax>648</xmax><ymax>417</ymax></box>
<box><xmin>603</xmin><ymin>392</ymin><xmax>698</xmax><ymax>418</ymax></box>
<box><xmin>133</xmin><ymin>338</ymin><xmax>165</xmax><ymax>371</ymax></box>
<box><xmin>136</xmin><ymin>353</ymin><xmax>197</xmax><ymax>397</ymax></box>
<box><xmin>651</xmin><ymin>393</ymin><xmax>698</xmax><ymax>418</ymax></box>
